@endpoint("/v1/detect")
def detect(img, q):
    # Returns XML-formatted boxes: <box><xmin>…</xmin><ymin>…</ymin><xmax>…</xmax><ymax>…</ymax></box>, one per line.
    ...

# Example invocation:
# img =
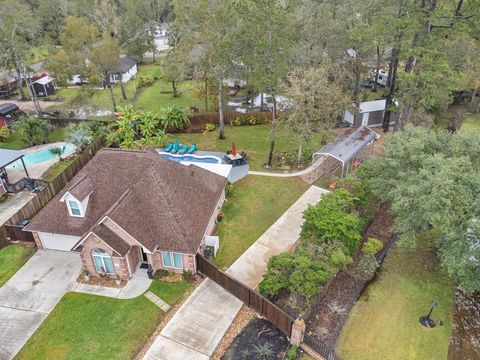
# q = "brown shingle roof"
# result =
<box><xmin>25</xmin><ymin>148</ymin><xmax>227</xmax><ymax>254</ymax></box>
<box><xmin>89</xmin><ymin>224</ymin><xmax>131</xmax><ymax>257</ymax></box>
<box><xmin>68</xmin><ymin>174</ymin><xmax>94</xmax><ymax>200</ymax></box>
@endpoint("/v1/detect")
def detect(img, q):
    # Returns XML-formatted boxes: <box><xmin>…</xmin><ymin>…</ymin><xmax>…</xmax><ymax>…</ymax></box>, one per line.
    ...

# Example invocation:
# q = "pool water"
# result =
<box><xmin>7</xmin><ymin>144</ymin><xmax>75</xmax><ymax>169</ymax></box>
<box><xmin>160</xmin><ymin>153</ymin><xmax>221</xmax><ymax>164</ymax></box>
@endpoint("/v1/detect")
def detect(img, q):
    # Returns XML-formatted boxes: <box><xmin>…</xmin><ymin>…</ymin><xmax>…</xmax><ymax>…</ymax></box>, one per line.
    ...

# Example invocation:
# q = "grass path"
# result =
<box><xmin>337</xmin><ymin>231</ymin><xmax>455</xmax><ymax>360</ymax></box>
<box><xmin>213</xmin><ymin>176</ymin><xmax>310</xmax><ymax>269</ymax></box>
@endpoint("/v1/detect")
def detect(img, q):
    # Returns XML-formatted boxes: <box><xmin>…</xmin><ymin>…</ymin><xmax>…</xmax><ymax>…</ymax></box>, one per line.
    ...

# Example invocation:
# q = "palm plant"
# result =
<box><xmin>66</xmin><ymin>123</ymin><xmax>92</xmax><ymax>150</ymax></box>
<box><xmin>251</xmin><ymin>343</ymin><xmax>274</xmax><ymax>360</ymax></box>
<box><xmin>15</xmin><ymin>117</ymin><xmax>53</xmax><ymax>146</ymax></box>
<box><xmin>159</xmin><ymin>106</ymin><xmax>190</xmax><ymax>131</ymax></box>
<box><xmin>49</xmin><ymin>146</ymin><xmax>65</xmax><ymax>161</ymax></box>
<box><xmin>150</xmin><ymin>129</ymin><xmax>168</xmax><ymax>147</ymax></box>
<box><xmin>138</xmin><ymin>112</ymin><xmax>159</xmax><ymax>139</ymax></box>
<box><xmin>115</xmin><ymin>105</ymin><xmax>141</xmax><ymax>137</ymax></box>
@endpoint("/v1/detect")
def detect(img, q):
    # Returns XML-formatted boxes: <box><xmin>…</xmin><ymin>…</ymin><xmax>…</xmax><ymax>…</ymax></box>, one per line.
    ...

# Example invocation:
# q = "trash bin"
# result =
<box><xmin>147</xmin><ymin>265</ymin><xmax>154</xmax><ymax>279</ymax></box>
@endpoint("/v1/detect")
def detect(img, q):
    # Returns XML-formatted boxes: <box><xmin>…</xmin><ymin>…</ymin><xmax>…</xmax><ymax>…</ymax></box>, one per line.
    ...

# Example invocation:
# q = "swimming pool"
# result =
<box><xmin>7</xmin><ymin>143</ymin><xmax>75</xmax><ymax>169</ymax></box>
<box><xmin>159</xmin><ymin>152</ymin><xmax>222</xmax><ymax>164</ymax></box>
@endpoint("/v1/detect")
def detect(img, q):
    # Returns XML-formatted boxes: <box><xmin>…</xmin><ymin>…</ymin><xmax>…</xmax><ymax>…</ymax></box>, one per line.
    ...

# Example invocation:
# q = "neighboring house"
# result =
<box><xmin>24</xmin><ymin>148</ymin><xmax>227</xmax><ymax>280</ymax></box>
<box><xmin>109</xmin><ymin>56</ymin><xmax>138</xmax><ymax>84</ymax></box>
<box><xmin>30</xmin><ymin>76</ymin><xmax>57</xmax><ymax>97</ymax></box>
<box><xmin>343</xmin><ymin>99</ymin><xmax>388</xmax><ymax>127</ymax></box>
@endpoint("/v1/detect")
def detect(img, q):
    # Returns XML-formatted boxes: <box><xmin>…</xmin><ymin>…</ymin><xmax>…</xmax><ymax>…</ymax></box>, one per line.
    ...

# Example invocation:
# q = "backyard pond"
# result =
<box><xmin>448</xmin><ymin>290</ymin><xmax>480</xmax><ymax>360</ymax></box>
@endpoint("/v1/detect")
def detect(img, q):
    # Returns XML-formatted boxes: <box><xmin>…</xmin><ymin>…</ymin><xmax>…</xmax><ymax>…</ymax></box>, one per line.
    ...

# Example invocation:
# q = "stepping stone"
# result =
<box><xmin>144</xmin><ymin>291</ymin><xmax>171</xmax><ymax>311</ymax></box>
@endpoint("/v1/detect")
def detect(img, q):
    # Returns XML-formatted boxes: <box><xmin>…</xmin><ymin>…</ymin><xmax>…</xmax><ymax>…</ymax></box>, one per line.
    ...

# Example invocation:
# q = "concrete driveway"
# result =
<box><xmin>143</xmin><ymin>186</ymin><xmax>327</xmax><ymax>359</ymax></box>
<box><xmin>0</xmin><ymin>250</ymin><xmax>81</xmax><ymax>359</ymax></box>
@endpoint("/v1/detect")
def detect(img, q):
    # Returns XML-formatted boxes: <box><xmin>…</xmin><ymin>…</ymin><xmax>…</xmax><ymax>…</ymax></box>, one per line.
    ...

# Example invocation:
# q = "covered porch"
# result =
<box><xmin>0</xmin><ymin>149</ymin><xmax>30</xmax><ymax>194</ymax></box>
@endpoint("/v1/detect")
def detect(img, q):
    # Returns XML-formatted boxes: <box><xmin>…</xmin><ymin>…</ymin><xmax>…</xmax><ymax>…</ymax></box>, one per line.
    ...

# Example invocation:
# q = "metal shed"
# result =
<box><xmin>313</xmin><ymin>127</ymin><xmax>377</xmax><ymax>178</ymax></box>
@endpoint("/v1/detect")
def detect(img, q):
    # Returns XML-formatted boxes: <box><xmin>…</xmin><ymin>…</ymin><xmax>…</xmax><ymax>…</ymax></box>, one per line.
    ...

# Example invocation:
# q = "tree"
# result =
<box><xmin>49</xmin><ymin>146</ymin><xmax>65</xmax><ymax>160</ymax></box>
<box><xmin>91</xmin><ymin>34</ymin><xmax>122</xmax><ymax>111</ymax></box>
<box><xmin>281</xmin><ymin>66</ymin><xmax>354</xmax><ymax>164</ymax></box>
<box><xmin>172</xmin><ymin>0</ymin><xmax>239</xmax><ymax>139</ymax></box>
<box><xmin>236</xmin><ymin>0</ymin><xmax>297</xmax><ymax>166</ymax></box>
<box><xmin>360</xmin><ymin>125</ymin><xmax>480</xmax><ymax>292</ymax></box>
<box><xmin>66</xmin><ymin>123</ymin><xmax>93</xmax><ymax>150</ymax></box>
<box><xmin>15</xmin><ymin>117</ymin><xmax>53</xmax><ymax>146</ymax></box>
<box><xmin>161</xmin><ymin>26</ymin><xmax>185</xmax><ymax>97</ymax></box>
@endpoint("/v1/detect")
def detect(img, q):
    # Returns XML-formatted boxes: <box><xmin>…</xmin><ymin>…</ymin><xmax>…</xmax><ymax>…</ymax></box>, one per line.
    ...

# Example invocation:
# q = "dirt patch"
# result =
<box><xmin>221</xmin><ymin>318</ymin><xmax>290</xmax><ymax>360</ymax></box>
<box><xmin>303</xmin><ymin>203</ymin><xmax>395</xmax><ymax>348</ymax></box>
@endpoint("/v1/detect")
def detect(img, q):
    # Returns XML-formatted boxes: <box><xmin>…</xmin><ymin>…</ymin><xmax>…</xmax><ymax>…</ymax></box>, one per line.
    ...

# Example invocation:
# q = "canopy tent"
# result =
<box><xmin>313</xmin><ymin>127</ymin><xmax>377</xmax><ymax>178</ymax></box>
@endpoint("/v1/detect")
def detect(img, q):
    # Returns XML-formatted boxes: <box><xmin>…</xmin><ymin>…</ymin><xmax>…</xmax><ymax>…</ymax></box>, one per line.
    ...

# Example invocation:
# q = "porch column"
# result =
<box><xmin>20</xmin><ymin>157</ymin><xmax>30</xmax><ymax>178</ymax></box>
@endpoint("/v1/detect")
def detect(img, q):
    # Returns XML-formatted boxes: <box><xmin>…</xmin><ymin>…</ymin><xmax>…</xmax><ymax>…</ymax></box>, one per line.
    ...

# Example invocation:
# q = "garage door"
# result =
<box><xmin>38</xmin><ymin>232</ymin><xmax>81</xmax><ymax>251</ymax></box>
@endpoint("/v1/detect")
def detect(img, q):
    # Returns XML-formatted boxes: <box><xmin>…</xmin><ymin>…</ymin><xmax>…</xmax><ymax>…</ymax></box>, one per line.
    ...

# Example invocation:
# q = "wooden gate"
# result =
<box><xmin>196</xmin><ymin>254</ymin><xmax>294</xmax><ymax>337</ymax></box>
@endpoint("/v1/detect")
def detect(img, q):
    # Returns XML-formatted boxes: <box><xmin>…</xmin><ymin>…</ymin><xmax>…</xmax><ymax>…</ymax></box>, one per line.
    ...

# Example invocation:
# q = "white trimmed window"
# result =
<box><xmin>161</xmin><ymin>251</ymin><xmax>183</xmax><ymax>269</ymax></box>
<box><xmin>92</xmin><ymin>249</ymin><xmax>115</xmax><ymax>274</ymax></box>
<box><xmin>68</xmin><ymin>200</ymin><xmax>82</xmax><ymax>216</ymax></box>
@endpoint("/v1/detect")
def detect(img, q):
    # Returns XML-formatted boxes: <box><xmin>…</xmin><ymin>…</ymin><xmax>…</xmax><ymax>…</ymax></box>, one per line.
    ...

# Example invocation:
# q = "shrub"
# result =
<box><xmin>160</xmin><ymin>106</ymin><xmax>190</xmax><ymax>131</ymax></box>
<box><xmin>137</xmin><ymin>76</ymin><xmax>154</xmax><ymax>89</ymax></box>
<box><xmin>153</xmin><ymin>269</ymin><xmax>169</xmax><ymax>280</ymax></box>
<box><xmin>225</xmin><ymin>182</ymin><xmax>233</xmax><ymax>197</ymax></box>
<box><xmin>204</xmin><ymin>122</ymin><xmax>216</xmax><ymax>132</ymax></box>
<box><xmin>233</xmin><ymin>114</ymin><xmax>266</xmax><ymax>126</ymax></box>
<box><xmin>15</xmin><ymin>117</ymin><xmax>53</xmax><ymax>146</ymax></box>
<box><xmin>0</xmin><ymin>126</ymin><xmax>9</xmax><ymax>142</ymax></box>
<box><xmin>355</xmin><ymin>255</ymin><xmax>378</xmax><ymax>280</ymax></box>
<box><xmin>285</xmin><ymin>345</ymin><xmax>298</xmax><ymax>360</ymax></box>
<box><xmin>66</xmin><ymin>123</ymin><xmax>93</xmax><ymax>150</ymax></box>
<box><xmin>363</xmin><ymin>237</ymin><xmax>383</xmax><ymax>255</ymax></box>
<box><xmin>182</xmin><ymin>269</ymin><xmax>194</xmax><ymax>283</ymax></box>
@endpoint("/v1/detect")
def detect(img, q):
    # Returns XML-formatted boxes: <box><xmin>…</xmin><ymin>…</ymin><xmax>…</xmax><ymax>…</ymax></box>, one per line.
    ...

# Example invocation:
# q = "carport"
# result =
<box><xmin>313</xmin><ymin>127</ymin><xmax>377</xmax><ymax>178</ymax></box>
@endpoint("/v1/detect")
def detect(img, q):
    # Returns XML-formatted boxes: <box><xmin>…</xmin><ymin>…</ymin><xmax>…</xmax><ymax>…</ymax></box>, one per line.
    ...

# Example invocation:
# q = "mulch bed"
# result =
<box><xmin>303</xmin><ymin>202</ymin><xmax>396</xmax><ymax>348</ymax></box>
<box><xmin>76</xmin><ymin>274</ymin><xmax>126</xmax><ymax>288</ymax></box>
<box><xmin>221</xmin><ymin>318</ymin><xmax>290</xmax><ymax>360</ymax></box>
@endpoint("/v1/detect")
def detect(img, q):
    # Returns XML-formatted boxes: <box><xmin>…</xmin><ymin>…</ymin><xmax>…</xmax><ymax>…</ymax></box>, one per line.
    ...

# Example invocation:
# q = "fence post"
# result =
<box><xmin>291</xmin><ymin>316</ymin><xmax>305</xmax><ymax>346</ymax></box>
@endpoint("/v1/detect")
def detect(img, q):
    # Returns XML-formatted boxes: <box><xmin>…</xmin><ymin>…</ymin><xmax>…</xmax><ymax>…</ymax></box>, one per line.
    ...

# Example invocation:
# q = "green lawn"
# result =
<box><xmin>148</xmin><ymin>280</ymin><xmax>192</xmax><ymax>305</ymax></box>
<box><xmin>0</xmin><ymin>245</ymin><xmax>36</xmax><ymax>287</ymax></box>
<box><xmin>337</xmin><ymin>231</ymin><xmax>455</xmax><ymax>360</ymax></box>
<box><xmin>16</xmin><ymin>280</ymin><xmax>192</xmax><ymax>359</ymax></box>
<box><xmin>0</xmin><ymin>127</ymin><xmax>67</xmax><ymax>150</ymax></box>
<box><xmin>213</xmin><ymin>176</ymin><xmax>309</xmax><ymax>269</ymax></box>
<box><xmin>42</xmin><ymin>158</ymin><xmax>75</xmax><ymax>181</ymax></box>
<box><xmin>173</xmin><ymin>125</ymin><xmax>328</xmax><ymax>171</ymax></box>
<box><xmin>15</xmin><ymin>293</ymin><xmax>162</xmax><ymax>360</ymax></box>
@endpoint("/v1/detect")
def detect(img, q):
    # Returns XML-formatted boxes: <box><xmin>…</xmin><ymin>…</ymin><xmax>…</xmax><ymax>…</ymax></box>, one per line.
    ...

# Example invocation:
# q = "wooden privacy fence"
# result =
<box><xmin>0</xmin><ymin>141</ymin><xmax>103</xmax><ymax>246</ymax></box>
<box><xmin>195</xmin><ymin>254</ymin><xmax>294</xmax><ymax>337</ymax></box>
<box><xmin>189</xmin><ymin>111</ymin><xmax>273</xmax><ymax>126</ymax></box>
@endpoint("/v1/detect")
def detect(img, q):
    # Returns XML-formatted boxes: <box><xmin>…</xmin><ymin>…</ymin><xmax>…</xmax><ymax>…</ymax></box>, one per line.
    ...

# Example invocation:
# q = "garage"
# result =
<box><xmin>37</xmin><ymin>232</ymin><xmax>81</xmax><ymax>251</ymax></box>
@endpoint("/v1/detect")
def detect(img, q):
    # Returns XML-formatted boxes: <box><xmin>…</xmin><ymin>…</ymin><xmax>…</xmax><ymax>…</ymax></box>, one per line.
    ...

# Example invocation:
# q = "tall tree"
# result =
<box><xmin>237</xmin><ymin>0</ymin><xmax>297</xmax><ymax>166</ymax></box>
<box><xmin>173</xmin><ymin>0</ymin><xmax>239</xmax><ymax>139</ymax></box>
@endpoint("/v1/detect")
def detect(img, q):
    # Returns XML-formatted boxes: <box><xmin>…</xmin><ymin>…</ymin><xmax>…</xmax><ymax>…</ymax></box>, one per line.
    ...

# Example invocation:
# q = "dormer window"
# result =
<box><xmin>68</xmin><ymin>200</ymin><xmax>82</xmax><ymax>217</ymax></box>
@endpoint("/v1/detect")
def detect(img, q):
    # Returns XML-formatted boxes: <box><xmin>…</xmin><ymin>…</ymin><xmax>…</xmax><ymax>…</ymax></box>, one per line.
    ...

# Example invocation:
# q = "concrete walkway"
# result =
<box><xmin>0</xmin><ymin>191</ymin><xmax>35</xmax><ymax>226</ymax></box>
<box><xmin>248</xmin><ymin>158</ymin><xmax>325</xmax><ymax>178</ymax></box>
<box><xmin>143</xmin><ymin>186</ymin><xmax>327</xmax><ymax>360</ymax></box>
<box><xmin>0</xmin><ymin>250</ymin><xmax>81</xmax><ymax>360</ymax></box>
<box><xmin>73</xmin><ymin>268</ymin><xmax>152</xmax><ymax>299</ymax></box>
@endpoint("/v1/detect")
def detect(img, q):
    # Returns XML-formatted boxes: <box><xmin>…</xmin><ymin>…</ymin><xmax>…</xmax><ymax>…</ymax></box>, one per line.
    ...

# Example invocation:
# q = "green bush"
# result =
<box><xmin>363</xmin><ymin>237</ymin><xmax>383</xmax><ymax>255</ymax></box>
<box><xmin>285</xmin><ymin>345</ymin><xmax>298</xmax><ymax>360</ymax></box>
<box><xmin>137</xmin><ymin>76</ymin><xmax>154</xmax><ymax>89</ymax></box>
<box><xmin>355</xmin><ymin>255</ymin><xmax>378</xmax><ymax>280</ymax></box>
<box><xmin>153</xmin><ymin>269</ymin><xmax>169</xmax><ymax>280</ymax></box>
<box><xmin>233</xmin><ymin>114</ymin><xmax>268</xmax><ymax>126</ymax></box>
<box><xmin>205</xmin><ymin>122</ymin><xmax>216</xmax><ymax>132</ymax></box>
<box><xmin>160</xmin><ymin>106</ymin><xmax>191</xmax><ymax>131</ymax></box>
<box><xmin>182</xmin><ymin>270</ymin><xmax>194</xmax><ymax>283</ymax></box>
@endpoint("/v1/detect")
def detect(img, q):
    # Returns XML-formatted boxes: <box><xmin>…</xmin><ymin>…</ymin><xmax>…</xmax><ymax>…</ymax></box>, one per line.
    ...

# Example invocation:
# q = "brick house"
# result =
<box><xmin>25</xmin><ymin>148</ymin><xmax>227</xmax><ymax>280</ymax></box>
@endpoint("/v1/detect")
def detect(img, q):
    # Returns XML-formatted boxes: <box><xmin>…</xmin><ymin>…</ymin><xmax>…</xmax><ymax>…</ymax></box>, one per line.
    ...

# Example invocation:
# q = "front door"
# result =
<box><xmin>140</xmin><ymin>247</ymin><xmax>148</xmax><ymax>263</ymax></box>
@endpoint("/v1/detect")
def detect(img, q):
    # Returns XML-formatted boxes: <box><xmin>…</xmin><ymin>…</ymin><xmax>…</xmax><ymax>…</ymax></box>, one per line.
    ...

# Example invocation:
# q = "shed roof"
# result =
<box><xmin>0</xmin><ymin>103</ymin><xmax>19</xmax><ymax>116</ymax></box>
<box><xmin>0</xmin><ymin>149</ymin><xmax>24</xmax><ymax>168</ymax></box>
<box><xmin>314</xmin><ymin>127</ymin><xmax>377</xmax><ymax>165</ymax></box>
<box><xmin>359</xmin><ymin>99</ymin><xmax>386</xmax><ymax>113</ymax></box>
<box><xmin>33</xmin><ymin>76</ymin><xmax>54</xmax><ymax>85</ymax></box>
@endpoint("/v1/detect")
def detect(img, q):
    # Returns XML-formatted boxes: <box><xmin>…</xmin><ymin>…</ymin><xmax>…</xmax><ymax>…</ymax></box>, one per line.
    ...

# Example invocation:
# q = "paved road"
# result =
<box><xmin>0</xmin><ymin>250</ymin><xmax>81</xmax><ymax>359</ymax></box>
<box><xmin>143</xmin><ymin>186</ymin><xmax>327</xmax><ymax>360</ymax></box>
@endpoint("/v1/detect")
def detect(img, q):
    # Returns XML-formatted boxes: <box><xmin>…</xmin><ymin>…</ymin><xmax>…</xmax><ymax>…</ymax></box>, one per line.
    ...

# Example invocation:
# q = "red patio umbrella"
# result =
<box><xmin>231</xmin><ymin>142</ymin><xmax>237</xmax><ymax>155</ymax></box>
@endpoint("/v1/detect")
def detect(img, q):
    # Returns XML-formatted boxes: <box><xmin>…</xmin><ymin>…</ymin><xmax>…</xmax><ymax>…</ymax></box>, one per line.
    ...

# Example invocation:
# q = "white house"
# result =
<box><xmin>109</xmin><ymin>56</ymin><xmax>138</xmax><ymax>84</ymax></box>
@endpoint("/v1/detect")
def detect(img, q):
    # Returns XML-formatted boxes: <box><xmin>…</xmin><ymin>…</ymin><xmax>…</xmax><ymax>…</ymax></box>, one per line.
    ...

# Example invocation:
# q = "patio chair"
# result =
<box><xmin>178</xmin><ymin>144</ymin><xmax>188</xmax><ymax>155</ymax></box>
<box><xmin>164</xmin><ymin>143</ymin><xmax>174</xmax><ymax>152</ymax></box>
<box><xmin>187</xmin><ymin>144</ymin><xmax>197</xmax><ymax>154</ymax></box>
<box><xmin>172</xmin><ymin>142</ymin><xmax>180</xmax><ymax>154</ymax></box>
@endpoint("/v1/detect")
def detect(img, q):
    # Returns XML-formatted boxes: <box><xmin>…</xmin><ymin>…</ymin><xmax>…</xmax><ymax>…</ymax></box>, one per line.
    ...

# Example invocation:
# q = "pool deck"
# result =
<box><xmin>6</xmin><ymin>142</ymin><xmax>76</xmax><ymax>182</ymax></box>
